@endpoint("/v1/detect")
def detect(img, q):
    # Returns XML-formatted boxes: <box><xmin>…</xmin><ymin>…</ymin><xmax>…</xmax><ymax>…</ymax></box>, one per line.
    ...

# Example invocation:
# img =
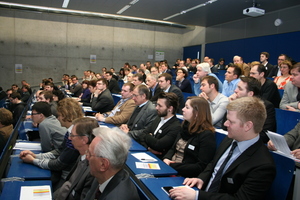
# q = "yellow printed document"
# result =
<box><xmin>20</xmin><ymin>185</ymin><xmax>52</xmax><ymax>200</ymax></box>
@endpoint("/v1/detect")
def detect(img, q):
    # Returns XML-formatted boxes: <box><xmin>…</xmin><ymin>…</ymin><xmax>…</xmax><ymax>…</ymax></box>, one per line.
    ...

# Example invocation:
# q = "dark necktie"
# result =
<box><xmin>208</xmin><ymin>141</ymin><xmax>238</xmax><ymax>193</ymax></box>
<box><xmin>297</xmin><ymin>88</ymin><xmax>300</xmax><ymax>101</ymax></box>
<box><xmin>94</xmin><ymin>187</ymin><xmax>101</xmax><ymax>200</ymax></box>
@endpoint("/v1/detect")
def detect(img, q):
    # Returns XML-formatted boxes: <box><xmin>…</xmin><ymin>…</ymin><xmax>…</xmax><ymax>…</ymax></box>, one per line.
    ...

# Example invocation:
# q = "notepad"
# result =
<box><xmin>20</xmin><ymin>185</ymin><xmax>51</xmax><ymax>200</ymax></box>
<box><xmin>131</xmin><ymin>152</ymin><xmax>157</xmax><ymax>162</ymax></box>
<box><xmin>135</xmin><ymin>162</ymin><xmax>160</xmax><ymax>170</ymax></box>
<box><xmin>14</xmin><ymin>142</ymin><xmax>41</xmax><ymax>151</ymax></box>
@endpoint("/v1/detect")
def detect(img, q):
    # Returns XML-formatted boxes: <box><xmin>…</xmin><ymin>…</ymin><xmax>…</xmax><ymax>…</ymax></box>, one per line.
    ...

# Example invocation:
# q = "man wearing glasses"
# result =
<box><xmin>54</xmin><ymin>117</ymin><xmax>99</xmax><ymax>200</ymax></box>
<box><xmin>31</xmin><ymin>102</ymin><xmax>66</xmax><ymax>152</ymax></box>
<box><xmin>119</xmin><ymin>84</ymin><xmax>156</xmax><ymax>139</ymax></box>
<box><xmin>85</xmin><ymin>127</ymin><xmax>140</xmax><ymax>200</ymax></box>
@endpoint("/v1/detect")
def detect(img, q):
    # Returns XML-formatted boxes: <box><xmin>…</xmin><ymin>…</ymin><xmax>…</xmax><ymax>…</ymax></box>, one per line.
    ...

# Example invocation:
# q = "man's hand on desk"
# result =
<box><xmin>20</xmin><ymin>154</ymin><xmax>35</xmax><ymax>163</ymax></box>
<box><xmin>291</xmin><ymin>149</ymin><xmax>300</xmax><ymax>159</ymax></box>
<box><xmin>183</xmin><ymin>178</ymin><xmax>204</xmax><ymax>189</ymax></box>
<box><xmin>169</xmin><ymin>186</ymin><xmax>196</xmax><ymax>200</ymax></box>
<box><xmin>119</xmin><ymin>124</ymin><xmax>129</xmax><ymax>134</ymax></box>
<box><xmin>267</xmin><ymin>140</ymin><xmax>277</xmax><ymax>151</ymax></box>
<box><xmin>286</xmin><ymin>106</ymin><xmax>297</xmax><ymax>112</ymax></box>
<box><xmin>19</xmin><ymin>150</ymin><xmax>36</xmax><ymax>159</ymax></box>
<box><xmin>95</xmin><ymin>113</ymin><xmax>105</xmax><ymax>122</ymax></box>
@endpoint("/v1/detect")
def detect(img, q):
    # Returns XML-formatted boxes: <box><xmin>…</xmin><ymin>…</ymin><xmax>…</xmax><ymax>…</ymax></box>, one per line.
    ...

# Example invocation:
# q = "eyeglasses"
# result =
<box><xmin>69</xmin><ymin>133</ymin><xmax>82</xmax><ymax>138</ymax></box>
<box><xmin>31</xmin><ymin>112</ymin><xmax>41</xmax><ymax>115</ymax></box>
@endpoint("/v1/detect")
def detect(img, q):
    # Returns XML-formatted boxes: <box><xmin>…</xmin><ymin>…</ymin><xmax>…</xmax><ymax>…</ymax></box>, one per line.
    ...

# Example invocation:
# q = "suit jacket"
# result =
<box><xmin>84</xmin><ymin>169</ymin><xmax>140</xmax><ymax>200</ymax></box>
<box><xmin>265</xmin><ymin>62</ymin><xmax>274</xmax><ymax>77</ymax></box>
<box><xmin>55</xmin><ymin>158</ymin><xmax>94</xmax><ymax>200</ymax></box>
<box><xmin>149</xmin><ymin>83</ymin><xmax>163</xmax><ymax>103</ymax></box>
<box><xmin>104</xmin><ymin>99</ymin><xmax>136</xmax><ymax>126</ymax></box>
<box><xmin>267</xmin><ymin>65</ymin><xmax>279</xmax><ymax>77</ymax></box>
<box><xmin>261</xmin><ymin>79</ymin><xmax>281</xmax><ymax>108</ymax></box>
<box><xmin>198</xmin><ymin>137</ymin><xmax>276</xmax><ymax>200</ymax></box>
<box><xmin>107</xmin><ymin>78</ymin><xmax>121</xmax><ymax>94</ymax></box>
<box><xmin>164</xmin><ymin>125</ymin><xmax>216</xmax><ymax>178</ymax></box>
<box><xmin>284</xmin><ymin>121</ymin><xmax>300</xmax><ymax>167</ymax></box>
<box><xmin>176</xmin><ymin>78</ymin><xmax>193</xmax><ymax>93</ymax></box>
<box><xmin>70</xmin><ymin>83</ymin><xmax>83</xmax><ymax>97</ymax></box>
<box><xmin>91</xmin><ymin>89</ymin><xmax>114</xmax><ymax>113</ymax></box>
<box><xmin>168</xmin><ymin>85</ymin><xmax>185</xmax><ymax>114</ymax></box>
<box><xmin>137</xmin><ymin>115</ymin><xmax>181</xmax><ymax>159</ymax></box>
<box><xmin>280</xmin><ymin>81</ymin><xmax>300</xmax><ymax>111</ymax></box>
<box><xmin>127</xmin><ymin>101</ymin><xmax>157</xmax><ymax>139</ymax></box>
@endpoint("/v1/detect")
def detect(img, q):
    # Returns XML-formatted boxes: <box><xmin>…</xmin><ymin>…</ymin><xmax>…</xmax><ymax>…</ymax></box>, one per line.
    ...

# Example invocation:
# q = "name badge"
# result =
<box><xmin>72</xmin><ymin>190</ymin><xmax>75</xmax><ymax>196</ymax></box>
<box><xmin>135</xmin><ymin>124</ymin><xmax>138</xmax><ymax>127</ymax></box>
<box><xmin>227</xmin><ymin>178</ymin><xmax>234</xmax><ymax>184</ymax></box>
<box><xmin>188</xmin><ymin>144</ymin><xmax>195</xmax><ymax>150</ymax></box>
<box><xmin>158</xmin><ymin>130</ymin><xmax>162</xmax><ymax>133</ymax></box>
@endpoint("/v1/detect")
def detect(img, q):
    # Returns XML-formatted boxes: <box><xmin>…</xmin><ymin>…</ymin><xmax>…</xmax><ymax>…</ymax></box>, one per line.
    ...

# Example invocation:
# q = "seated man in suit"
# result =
<box><xmin>169</xmin><ymin>97</ymin><xmax>276</xmax><ymax>200</ymax></box>
<box><xmin>54</xmin><ymin>117</ymin><xmax>99</xmax><ymax>200</ymax></box>
<box><xmin>135</xmin><ymin>92</ymin><xmax>181</xmax><ymax>159</ymax></box>
<box><xmin>158</xmin><ymin>73</ymin><xmax>184</xmax><ymax>114</ymax></box>
<box><xmin>91</xmin><ymin>78</ymin><xmax>114</xmax><ymax>113</ymax></box>
<box><xmin>228</xmin><ymin>77</ymin><xmax>276</xmax><ymax>143</ymax></box>
<box><xmin>250</xmin><ymin>62</ymin><xmax>281</xmax><ymax>108</ymax></box>
<box><xmin>267</xmin><ymin>54</ymin><xmax>288</xmax><ymax>78</ymax></box>
<box><xmin>146</xmin><ymin>74</ymin><xmax>162</xmax><ymax>103</ymax></box>
<box><xmin>280</xmin><ymin>62</ymin><xmax>300</xmax><ymax>112</ymax></box>
<box><xmin>69</xmin><ymin>76</ymin><xmax>83</xmax><ymax>97</ymax></box>
<box><xmin>95</xmin><ymin>83</ymin><xmax>136</xmax><ymax>126</ymax></box>
<box><xmin>105</xmin><ymin>71</ymin><xmax>121</xmax><ymax>94</ymax></box>
<box><xmin>85</xmin><ymin>127</ymin><xmax>140</xmax><ymax>200</ymax></box>
<box><xmin>120</xmin><ymin>84</ymin><xmax>156</xmax><ymax>139</ymax></box>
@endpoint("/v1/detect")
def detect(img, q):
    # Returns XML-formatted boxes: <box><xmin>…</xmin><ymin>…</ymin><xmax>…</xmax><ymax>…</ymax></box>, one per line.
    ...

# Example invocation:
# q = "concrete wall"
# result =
<box><xmin>0</xmin><ymin>8</ymin><xmax>203</xmax><ymax>90</ymax></box>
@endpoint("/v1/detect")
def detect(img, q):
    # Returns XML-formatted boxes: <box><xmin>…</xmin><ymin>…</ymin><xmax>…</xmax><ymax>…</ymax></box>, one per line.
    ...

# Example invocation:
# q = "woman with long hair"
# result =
<box><xmin>163</xmin><ymin>96</ymin><xmax>216</xmax><ymax>177</ymax></box>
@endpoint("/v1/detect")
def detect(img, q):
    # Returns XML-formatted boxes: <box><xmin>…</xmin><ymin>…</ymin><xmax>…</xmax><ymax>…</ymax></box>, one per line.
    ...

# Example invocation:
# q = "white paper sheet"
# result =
<box><xmin>14</xmin><ymin>142</ymin><xmax>41</xmax><ymax>151</ymax></box>
<box><xmin>131</xmin><ymin>152</ymin><xmax>157</xmax><ymax>162</ymax></box>
<box><xmin>20</xmin><ymin>185</ymin><xmax>52</xmax><ymax>200</ymax></box>
<box><xmin>135</xmin><ymin>162</ymin><xmax>160</xmax><ymax>170</ymax></box>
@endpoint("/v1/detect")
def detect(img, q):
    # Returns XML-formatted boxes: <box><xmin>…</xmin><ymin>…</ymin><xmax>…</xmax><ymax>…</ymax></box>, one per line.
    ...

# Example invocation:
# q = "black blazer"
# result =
<box><xmin>265</xmin><ymin>62</ymin><xmax>274</xmax><ymax>77</ymax></box>
<box><xmin>198</xmin><ymin>137</ymin><xmax>276</xmax><ymax>200</ymax></box>
<box><xmin>267</xmin><ymin>65</ymin><xmax>279</xmax><ymax>77</ymax></box>
<box><xmin>176</xmin><ymin>78</ymin><xmax>193</xmax><ymax>93</ymax></box>
<box><xmin>138</xmin><ymin>115</ymin><xmax>181</xmax><ymax>159</ymax></box>
<box><xmin>164</xmin><ymin>129</ymin><xmax>216</xmax><ymax>177</ymax></box>
<box><xmin>91</xmin><ymin>89</ymin><xmax>114</xmax><ymax>113</ymax></box>
<box><xmin>107</xmin><ymin>78</ymin><xmax>121</xmax><ymax>94</ymax></box>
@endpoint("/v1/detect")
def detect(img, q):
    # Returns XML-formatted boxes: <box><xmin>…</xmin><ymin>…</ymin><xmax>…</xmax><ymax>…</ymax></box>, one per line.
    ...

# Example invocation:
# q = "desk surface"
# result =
<box><xmin>7</xmin><ymin>157</ymin><xmax>51</xmax><ymax>180</ymax></box>
<box><xmin>126</xmin><ymin>152</ymin><xmax>177</xmax><ymax>176</ymax></box>
<box><xmin>130</xmin><ymin>139</ymin><xmax>147</xmax><ymax>152</ymax></box>
<box><xmin>0</xmin><ymin>180</ymin><xmax>52</xmax><ymax>200</ymax></box>
<box><xmin>140</xmin><ymin>177</ymin><xmax>186</xmax><ymax>200</ymax></box>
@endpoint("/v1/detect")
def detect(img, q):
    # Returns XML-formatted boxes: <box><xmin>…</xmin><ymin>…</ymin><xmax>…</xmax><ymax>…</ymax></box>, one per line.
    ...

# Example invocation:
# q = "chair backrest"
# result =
<box><xmin>275</xmin><ymin>108</ymin><xmax>300</xmax><ymax>135</ymax></box>
<box><xmin>118</xmin><ymin>79</ymin><xmax>124</xmax><ymax>89</ymax></box>
<box><xmin>265</xmin><ymin>151</ymin><xmax>295</xmax><ymax>200</ymax></box>
<box><xmin>278</xmin><ymin>89</ymin><xmax>284</xmax><ymax>99</ymax></box>
<box><xmin>182</xmin><ymin>92</ymin><xmax>196</xmax><ymax>102</ymax></box>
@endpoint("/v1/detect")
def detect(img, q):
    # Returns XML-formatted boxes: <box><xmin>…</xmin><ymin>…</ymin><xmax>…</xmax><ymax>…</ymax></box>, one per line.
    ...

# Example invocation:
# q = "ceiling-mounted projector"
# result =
<box><xmin>243</xmin><ymin>7</ymin><xmax>265</xmax><ymax>17</ymax></box>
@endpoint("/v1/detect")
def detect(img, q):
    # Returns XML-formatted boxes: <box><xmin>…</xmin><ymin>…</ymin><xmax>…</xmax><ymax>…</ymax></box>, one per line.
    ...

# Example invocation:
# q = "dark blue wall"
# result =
<box><xmin>205</xmin><ymin>31</ymin><xmax>300</xmax><ymax>65</ymax></box>
<box><xmin>183</xmin><ymin>45</ymin><xmax>202</xmax><ymax>60</ymax></box>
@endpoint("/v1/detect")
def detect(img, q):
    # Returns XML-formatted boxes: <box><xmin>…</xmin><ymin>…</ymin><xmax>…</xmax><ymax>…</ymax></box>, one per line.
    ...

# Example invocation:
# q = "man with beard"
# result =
<box><xmin>134</xmin><ymin>92</ymin><xmax>181</xmax><ymax>159</ymax></box>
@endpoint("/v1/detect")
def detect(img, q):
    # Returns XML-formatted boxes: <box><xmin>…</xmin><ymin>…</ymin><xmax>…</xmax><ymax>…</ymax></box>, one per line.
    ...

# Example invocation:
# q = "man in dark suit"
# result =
<box><xmin>228</xmin><ymin>76</ymin><xmax>276</xmax><ymax>143</ymax></box>
<box><xmin>250</xmin><ymin>63</ymin><xmax>281</xmax><ymax>108</ymax></box>
<box><xmin>120</xmin><ymin>84</ymin><xmax>157</xmax><ymax>139</ymax></box>
<box><xmin>267</xmin><ymin>54</ymin><xmax>288</xmax><ymax>78</ymax></box>
<box><xmin>169</xmin><ymin>97</ymin><xmax>276</xmax><ymax>200</ymax></box>
<box><xmin>85</xmin><ymin>127</ymin><xmax>140</xmax><ymax>200</ymax></box>
<box><xmin>69</xmin><ymin>76</ymin><xmax>83</xmax><ymax>97</ymax></box>
<box><xmin>54</xmin><ymin>117</ymin><xmax>99</xmax><ymax>200</ymax></box>
<box><xmin>260</xmin><ymin>51</ymin><xmax>274</xmax><ymax>77</ymax></box>
<box><xmin>158</xmin><ymin>73</ymin><xmax>185</xmax><ymax>114</ymax></box>
<box><xmin>136</xmin><ymin>92</ymin><xmax>181</xmax><ymax>159</ymax></box>
<box><xmin>105</xmin><ymin>71</ymin><xmax>121</xmax><ymax>94</ymax></box>
<box><xmin>91</xmin><ymin>78</ymin><xmax>114</xmax><ymax>113</ymax></box>
<box><xmin>146</xmin><ymin>74</ymin><xmax>162</xmax><ymax>103</ymax></box>
<box><xmin>161</xmin><ymin>63</ymin><xmax>172</xmax><ymax>76</ymax></box>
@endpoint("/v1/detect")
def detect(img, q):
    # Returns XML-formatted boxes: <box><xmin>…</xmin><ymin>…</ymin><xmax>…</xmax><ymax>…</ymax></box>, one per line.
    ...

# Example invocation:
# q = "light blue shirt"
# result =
<box><xmin>194</xmin><ymin>73</ymin><xmax>223</xmax><ymax>96</ymax></box>
<box><xmin>205</xmin><ymin>135</ymin><xmax>260</xmax><ymax>191</ymax></box>
<box><xmin>222</xmin><ymin>78</ymin><xmax>241</xmax><ymax>97</ymax></box>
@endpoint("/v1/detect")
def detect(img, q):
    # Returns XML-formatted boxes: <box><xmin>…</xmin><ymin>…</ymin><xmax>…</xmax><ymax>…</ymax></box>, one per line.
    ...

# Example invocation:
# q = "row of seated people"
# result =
<box><xmin>18</xmin><ymin>92</ymin><xmax>286</xmax><ymax>199</ymax></box>
<box><xmin>12</xmin><ymin>72</ymin><xmax>300</xmax><ymax>199</ymax></box>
